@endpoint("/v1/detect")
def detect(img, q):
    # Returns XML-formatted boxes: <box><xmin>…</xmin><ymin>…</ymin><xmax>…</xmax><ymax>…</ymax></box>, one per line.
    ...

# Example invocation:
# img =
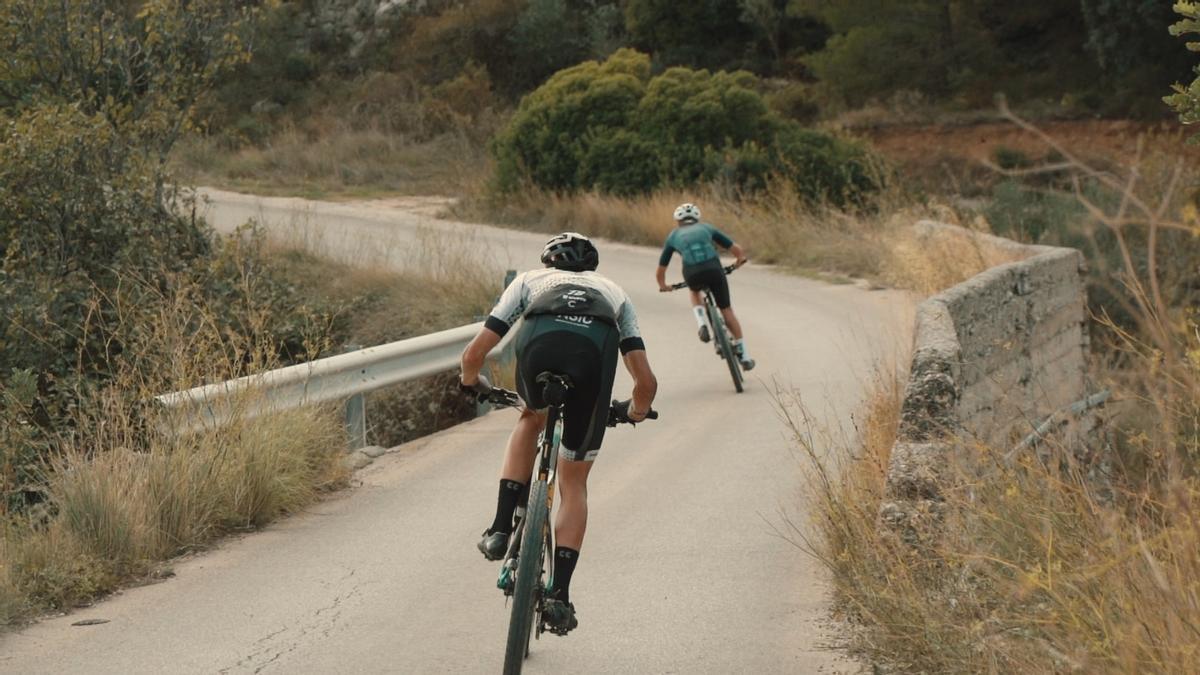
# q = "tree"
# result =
<box><xmin>789</xmin><ymin>0</ymin><xmax>995</xmax><ymax>105</ymax></box>
<box><xmin>625</xmin><ymin>0</ymin><xmax>756</xmax><ymax>69</ymax></box>
<box><xmin>0</xmin><ymin>0</ymin><xmax>259</xmax><ymax>201</ymax></box>
<box><xmin>1084</xmin><ymin>0</ymin><xmax>1190</xmax><ymax>76</ymax></box>
<box><xmin>1166</xmin><ymin>2</ymin><xmax>1200</xmax><ymax>135</ymax></box>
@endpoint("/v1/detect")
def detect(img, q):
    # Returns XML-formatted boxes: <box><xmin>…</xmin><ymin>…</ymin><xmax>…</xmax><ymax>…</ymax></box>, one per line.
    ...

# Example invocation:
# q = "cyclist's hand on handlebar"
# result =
<box><xmin>735</xmin><ymin>257</ymin><xmax>748</xmax><ymax>268</ymax></box>
<box><xmin>658</xmin><ymin>282</ymin><xmax>672</xmax><ymax>293</ymax></box>
<box><xmin>609</xmin><ymin>399</ymin><xmax>657</xmax><ymax>426</ymax></box>
<box><xmin>459</xmin><ymin>373</ymin><xmax>492</xmax><ymax>396</ymax></box>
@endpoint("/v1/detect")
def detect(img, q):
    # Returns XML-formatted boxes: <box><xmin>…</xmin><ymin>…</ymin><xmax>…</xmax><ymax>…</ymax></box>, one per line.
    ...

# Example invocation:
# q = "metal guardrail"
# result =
<box><xmin>158</xmin><ymin>269</ymin><xmax>519</xmax><ymax>450</ymax></box>
<box><xmin>156</xmin><ymin>322</ymin><xmax>486</xmax><ymax>449</ymax></box>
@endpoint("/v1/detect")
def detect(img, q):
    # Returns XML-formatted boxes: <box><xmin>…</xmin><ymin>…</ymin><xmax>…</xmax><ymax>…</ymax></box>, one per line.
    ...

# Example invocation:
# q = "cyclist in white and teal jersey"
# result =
<box><xmin>655</xmin><ymin>202</ymin><xmax>755</xmax><ymax>370</ymax></box>
<box><xmin>460</xmin><ymin>232</ymin><xmax>658</xmax><ymax>635</ymax></box>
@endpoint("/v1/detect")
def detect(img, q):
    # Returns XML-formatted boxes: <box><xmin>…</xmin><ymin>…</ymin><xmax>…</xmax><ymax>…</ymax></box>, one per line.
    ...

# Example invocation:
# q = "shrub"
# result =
<box><xmin>774</xmin><ymin>126</ymin><xmax>879</xmax><ymax>206</ymax></box>
<box><xmin>991</xmin><ymin>145</ymin><xmax>1031</xmax><ymax>170</ymax></box>
<box><xmin>492</xmin><ymin>49</ymin><xmax>881</xmax><ymax>205</ymax></box>
<box><xmin>493</xmin><ymin>49</ymin><xmax>650</xmax><ymax>192</ymax></box>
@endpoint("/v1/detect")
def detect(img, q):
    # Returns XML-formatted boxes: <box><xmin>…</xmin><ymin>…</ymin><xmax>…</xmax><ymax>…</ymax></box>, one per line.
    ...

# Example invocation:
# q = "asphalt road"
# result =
<box><xmin>0</xmin><ymin>189</ymin><xmax>910</xmax><ymax>674</ymax></box>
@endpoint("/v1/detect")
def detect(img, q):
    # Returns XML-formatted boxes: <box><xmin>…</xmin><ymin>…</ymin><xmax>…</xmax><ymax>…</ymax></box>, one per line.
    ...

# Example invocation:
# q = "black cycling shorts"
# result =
<box><xmin>513</xmin><ymin>314</ymin><xmax>620</xmax><ymax>461</ymax></box>
<box><xmin>682</xmin><ymin>258</ymin><xmax>731</xmax><ymax>309</ymax></box>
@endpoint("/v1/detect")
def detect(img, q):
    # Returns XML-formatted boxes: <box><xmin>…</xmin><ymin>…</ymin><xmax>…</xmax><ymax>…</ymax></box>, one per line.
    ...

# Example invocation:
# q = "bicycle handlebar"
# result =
<box><xmin>664</xmin><ymin>262</ymin><xmax>741</xmax><ymax>291</ymax></box>
<box><xmin>465</xmin><ymin>385</ymin><xmax>657</xmax><ymax>426</ymax></box>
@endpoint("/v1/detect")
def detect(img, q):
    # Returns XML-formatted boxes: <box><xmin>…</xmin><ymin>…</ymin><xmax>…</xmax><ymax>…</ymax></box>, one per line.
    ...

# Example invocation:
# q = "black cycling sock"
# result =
<box><xmin>489</xmin><ymin>479</ymin><xmax>525</xmax><ymax>535</ymax></box>
<box><xmin>549</xmin><ymin>547</ymin><xmax>579</xmax><ymax>604</ymax></box>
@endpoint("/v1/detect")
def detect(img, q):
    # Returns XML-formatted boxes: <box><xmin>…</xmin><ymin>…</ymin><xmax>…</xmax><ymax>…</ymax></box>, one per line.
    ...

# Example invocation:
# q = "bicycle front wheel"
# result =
<box><xmin>503</xmin><ymin>479</ymin><xmax>549</xmax><ymax>674</ymax></box>
<box><xmin>709</xmin><ymin>305</ymin><xmax>743</xmax><ymax>393</ymax></box>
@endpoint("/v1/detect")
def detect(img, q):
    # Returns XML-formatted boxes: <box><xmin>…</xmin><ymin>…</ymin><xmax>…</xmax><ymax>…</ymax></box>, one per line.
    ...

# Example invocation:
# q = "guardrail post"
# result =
<box><xmin>345</xmin><ymin>393</ymin><xmax>367</xmax><ymax>450</ymax></box>
<box><xmin>341</xmin><ymin>343</ymin><xmax>367</xmax><ymax>450</ymax></box>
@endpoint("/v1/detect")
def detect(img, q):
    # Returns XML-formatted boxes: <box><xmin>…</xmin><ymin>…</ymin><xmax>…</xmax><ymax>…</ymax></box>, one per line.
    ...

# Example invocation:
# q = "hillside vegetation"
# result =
<box><xmin>7</xmin><ymin>2</ymin><xmax>1200</xmax><ymax>670</ymax></box>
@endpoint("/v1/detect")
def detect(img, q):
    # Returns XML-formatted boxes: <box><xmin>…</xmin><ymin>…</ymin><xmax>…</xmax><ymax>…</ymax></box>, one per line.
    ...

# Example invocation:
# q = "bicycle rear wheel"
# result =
<box><xmin>503</xmin><ymin>479</ymin><xmax>549</xmax><ymax>674</ymax></box>
<box><xmin>709</xmin><ymin>304</ymin><xmax>743</xmax><ymax>393</ymax></box>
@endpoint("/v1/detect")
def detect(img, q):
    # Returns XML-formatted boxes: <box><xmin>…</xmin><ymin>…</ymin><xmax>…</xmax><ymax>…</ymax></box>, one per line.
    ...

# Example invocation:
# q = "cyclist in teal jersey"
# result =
<box><xmin>655</xmin><ymin>203</ymin><xmax>755</xmax><ymax>370</ymax></box>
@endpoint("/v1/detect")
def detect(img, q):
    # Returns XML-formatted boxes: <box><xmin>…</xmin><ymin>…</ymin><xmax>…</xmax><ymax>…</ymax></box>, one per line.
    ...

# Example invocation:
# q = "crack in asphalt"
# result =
<box><xmin>220</xmin><ymin>569</ymin><xmax>362</xmax><ymax>674</ymax></box>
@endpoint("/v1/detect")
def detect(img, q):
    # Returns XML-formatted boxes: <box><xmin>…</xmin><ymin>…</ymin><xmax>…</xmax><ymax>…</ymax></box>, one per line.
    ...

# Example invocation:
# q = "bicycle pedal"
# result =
<box><xmin>496</xmin><ymin>561</ymin><xmax>516</xmax><ymax>594</ymax></box>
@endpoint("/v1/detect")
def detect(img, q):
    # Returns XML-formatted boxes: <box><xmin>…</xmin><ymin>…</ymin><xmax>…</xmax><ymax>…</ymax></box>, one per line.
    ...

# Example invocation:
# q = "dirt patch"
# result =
<box><xmin>865</xmin><ymin>119</ymin><xmax>1197</xmax><ymax>170</ymax></box>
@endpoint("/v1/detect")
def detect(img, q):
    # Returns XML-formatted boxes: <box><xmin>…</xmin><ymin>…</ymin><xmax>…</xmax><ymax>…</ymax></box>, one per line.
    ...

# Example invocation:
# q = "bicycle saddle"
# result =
<box><xmin>535</xmin><ymin>371</ymin><xmax>573</xmax><ymax>407</ymax></box>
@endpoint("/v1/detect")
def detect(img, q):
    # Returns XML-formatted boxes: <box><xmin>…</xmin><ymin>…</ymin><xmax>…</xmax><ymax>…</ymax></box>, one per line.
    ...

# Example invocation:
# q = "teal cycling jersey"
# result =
<box><xmin>659</xmin><ymin>222</ymin><xmax>734</xmax><ymax>267</ymax></box>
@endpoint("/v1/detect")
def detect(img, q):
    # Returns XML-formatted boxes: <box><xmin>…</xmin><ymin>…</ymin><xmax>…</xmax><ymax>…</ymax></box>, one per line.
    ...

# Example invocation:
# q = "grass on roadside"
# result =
<box><xmin>0</xmin><ymin>218</ymin><xmax>505</xmax><ymax>627</ymax></box>
<box><xmin>455</xmin><ymin>180</ymin><xmax>1024</xmax><ymax>293</ymax></box>
<box><xmin>0</xmin><ymin>278</ymin><xmax>349</xmax><ymax>627</ymax></box>
<box><xmin>783</xmin><ymin>352</ymin><xmax>1200</xmax><ymax>673</ymax></box>
<box><xmin>175</xmin><ymin>124</ymin><xmax>491</xmax><ymax>200</ymax></box>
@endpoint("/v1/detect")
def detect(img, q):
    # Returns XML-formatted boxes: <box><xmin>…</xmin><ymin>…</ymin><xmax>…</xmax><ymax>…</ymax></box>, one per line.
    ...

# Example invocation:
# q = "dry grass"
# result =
<box><xmin>783</xmin><ymin>114</ymin><xmax>1200</xmax><ymax>673</ymax></box>
<box><xmin>175</xmin><ymin>123</ymin><xmax>491</xmax><ymax>199</ymax></box>
<box><xmin>0</xmin><ymin>405</ymin><xmax>347</xmax><ymax>622</ymax></box>
<box><xmin>457</xmin><ymin>181</ymin><xmax>1017</xmax><ymax>293</ymax></box>
<box><xmin>781</xmin><ymin>355</ymin><xmax>1200</xmax><ymax>673</ymax></box>
<box><xmin>883</xmin><ymin>224</ymin><xmax>1026</xmax><ymax>295</ymax></box>
<box><xmin>0</xmin><ymin>257</ymin><xmax>354</xmax><ymax>626</ymax></box>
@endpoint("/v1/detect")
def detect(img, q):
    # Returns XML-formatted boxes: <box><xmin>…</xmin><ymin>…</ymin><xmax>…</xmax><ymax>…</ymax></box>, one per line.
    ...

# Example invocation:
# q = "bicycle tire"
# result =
<box><xmin>503</xmin><ymin>479</ymin><xmax>549</xmax><ymax>674</ymax></box>
<box><xmin>709</xmin><ymin>303</ymin><xmax>743</xmax><ymax>393</ymax></box>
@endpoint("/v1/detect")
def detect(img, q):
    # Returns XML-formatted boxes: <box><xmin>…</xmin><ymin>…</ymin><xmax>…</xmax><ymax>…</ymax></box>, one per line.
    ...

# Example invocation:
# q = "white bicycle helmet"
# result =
<box><xmin>673</xmin><ymin>202</ymin><xmax>701</xmax><ymax>223</ymax></box>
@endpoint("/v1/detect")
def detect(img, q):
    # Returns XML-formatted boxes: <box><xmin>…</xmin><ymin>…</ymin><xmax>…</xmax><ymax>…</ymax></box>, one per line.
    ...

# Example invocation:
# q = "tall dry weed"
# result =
<box><xmin>459</xmin><ymin>179</ymin><xmax>960</xmax><ymax>287</ymax></box>
<box><xmin>782</xmin><ymin>358</ymin><xmax>1200</xmax><ymax>673</ymax></box>
<box><xmin>176</xmin><ymin>120</ymin><xmax>491</xmax><ymax>198</ymax></box>
<box><xmin>0</xmin><ymin>261</ymin><xmax>349</xmax><ymax>625</ymax></box>
<box><xmin>792</xmin><ymin>110</ymin><xmax>1200</xmax><ymax>672</ymax></box>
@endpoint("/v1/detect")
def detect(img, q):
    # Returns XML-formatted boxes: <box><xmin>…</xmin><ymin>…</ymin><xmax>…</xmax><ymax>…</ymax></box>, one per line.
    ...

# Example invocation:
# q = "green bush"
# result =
<box><xmin>493</xmin><ymin>49</ymin><xmax>650</xmax><ymax>192</ymax></box>
<box><xmin>774</xmin><ymin>126</ymin><xmax>878</xmax><ymax>206</ymax></box>
<box><xmin>991</xmin><ymin>146</ymin><xmax>1032</xmax><ymax>170</ymax></box>
<box><xmin>984</xmin><ymin>180</ymin><xmax>1084</xmax><ymax>243</ymax></box>
<box><xmin>492</xmin><ymin>48</ymin><xmax>880</xmax><ymax>205</ymax></box>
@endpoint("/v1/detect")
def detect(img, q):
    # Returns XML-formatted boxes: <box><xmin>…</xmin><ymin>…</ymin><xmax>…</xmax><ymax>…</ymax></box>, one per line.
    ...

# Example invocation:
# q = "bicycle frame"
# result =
<box><xmin>498</xmin><ymin>402</ymin><xmax>562</xmax><ymax>593</ymax></box>
<box><xmin>667</xmin><ymin>263</ymin><xmax>744</xmax><ymax>392</ymax></box>
<box><xmin>471</xmin><ymin>380</ymin><xmax>656</xmax><ymax>674</ymax></box>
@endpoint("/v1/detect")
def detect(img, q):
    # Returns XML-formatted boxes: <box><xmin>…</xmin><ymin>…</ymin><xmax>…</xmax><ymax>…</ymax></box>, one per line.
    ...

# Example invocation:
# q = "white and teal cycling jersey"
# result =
<box><xmin>659</xmin><ymin>222</ymin><xmax>734</xmax><ymax>268</ymax></box>
<box><xmin>483</xmin><ymin>268</ymin><xmax>644</xmax><ymax>354</ymax></box>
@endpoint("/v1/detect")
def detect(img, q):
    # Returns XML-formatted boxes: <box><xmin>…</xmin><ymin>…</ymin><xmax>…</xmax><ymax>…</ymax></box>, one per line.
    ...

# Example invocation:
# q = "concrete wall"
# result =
<box><xmin>882</xmin><ymin>222</ymin><xmax>1089</xmax><ymax>534</ymax></box>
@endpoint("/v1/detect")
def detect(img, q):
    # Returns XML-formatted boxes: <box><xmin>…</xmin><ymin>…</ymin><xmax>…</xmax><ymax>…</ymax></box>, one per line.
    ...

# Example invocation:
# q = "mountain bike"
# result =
<box><xmin>474</xmin><ymin>377</ymin><xmax>657</xmax><ymax>674</ymax></box>
<box><xmin>666</xmin><ymin>262</ymin><xmax>745</xmax><ymax>393</ymax></box>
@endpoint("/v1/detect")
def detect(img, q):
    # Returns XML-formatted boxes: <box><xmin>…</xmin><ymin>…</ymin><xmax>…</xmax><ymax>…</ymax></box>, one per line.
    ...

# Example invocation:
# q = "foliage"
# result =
<box><xmin>625</xmin><ymin>0</ymin><xmax>755</xmax><ymax>70</ymax></box>
<box><xmin>625</xmin><ymin>0</ymin><xmax>824</xmax><ymax>75</ymax></box>
<box><xmin>1166</xmin><ymin>2</ymin><xmax>1200</xmax><ymax>137</ymax></box>
<box><xmin>0</xmin><ymin>0</ymin><xmax>258</xmax><ymax>189</ymax></box>
<box><xmin>1083</xmin><ymin>0</ymin><xmax>1190</xmax><ymax>76</ymax></box>
<box><xmin>390</xmin><ymin>0</ymin><xmax>622</xmax><ymax>98</ymax></box>
<box><xmin>983</xmin><ymin>179</ymin><xmax>1084</xmax><ymax>243</ymax></box>
<box><xmin>492</xmin><ymin>49</ymin><xmax>879</xmax><ymax>203</ymax></box>
<box><xmin>506</xmin><ymin>0</ymin><xmax>598</xmax><ymax>94</ymax></box>
<box><xmin>790</xmin><ymin>0</ymin><xmax>997</xmax><ymax>106</ymax></box>
<box><xmin>0</xmin><ymin>1</ymin><xmax>271</xmax><ymax>514</ymax></box>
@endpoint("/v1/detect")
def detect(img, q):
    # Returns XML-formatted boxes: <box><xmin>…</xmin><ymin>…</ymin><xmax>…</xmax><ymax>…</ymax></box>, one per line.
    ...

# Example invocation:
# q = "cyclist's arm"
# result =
<box><xmin>615</xmin><ymin>295</ymin><xmax>654</xmax><ymax>420</ymax></box>
<box><xmin>461</xmin><ymin>271</ymin><xmax>528</xmax><ymax>386</ymax></box>
<box><xmin>656</xmin><ymin>241</ymin><xmax>675</xmax><ymax>291</ymax></box>
<box><xmin>621</xmin><ymin>349</ymin><xmax>657</xmax><ymax>422</ymax></box>
<box><xmin>655</xmin><ymin>264</ymin><xmax>670</xmax><ymax>291</ymax></box>
<box><xmin>709</xmin><ymin>225</ymin><xmax>747</xmax><ymax>266</ymax></box>
<box><xmin>729</xmin><ymin>242</ymin><xmax>748</xmax><ymax>266</ymax></box>
<box><xmin>460</xmin><ymin>327</ymin><xmax>502</xmax><ymax>387</ymax></box>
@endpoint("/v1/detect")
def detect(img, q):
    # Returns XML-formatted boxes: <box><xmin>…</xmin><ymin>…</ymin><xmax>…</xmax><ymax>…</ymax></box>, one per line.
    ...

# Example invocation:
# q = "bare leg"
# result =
<box><xmin>720</xmin><ymin>306</ymin><xmax>744</xmax><ymax>340</ymax></box>
<box><xmin>689</xmin><ymin>289</ymin><xmax>703</xmax><ymax>308</ymax></box>
<box><xmin>554</xmin><ymin>457</ymin><xmax>594</xmax><ymax>550</ymax></box>
<box><xmin>500</xmin><ymin>408</ymin><xmax>546</xmax><ymax>483</ymax></box>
